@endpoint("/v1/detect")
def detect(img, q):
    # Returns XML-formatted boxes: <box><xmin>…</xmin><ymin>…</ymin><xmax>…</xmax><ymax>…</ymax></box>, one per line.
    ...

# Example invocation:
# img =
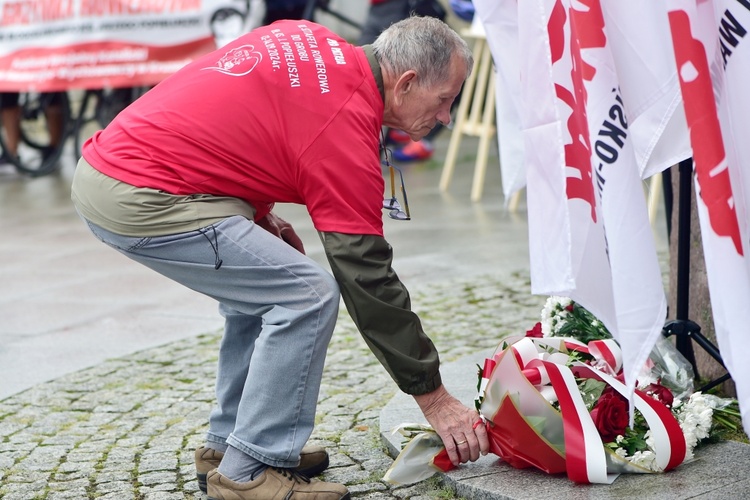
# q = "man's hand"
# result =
<box><xmin>413</xmin><ymin>385</ymin><xmax>489</xmax><ymax>466</ymax></box>
<box><xmin>256</xmin><ymin>212</ymin><xmax>305</xmax><ymax>254</ymax></box>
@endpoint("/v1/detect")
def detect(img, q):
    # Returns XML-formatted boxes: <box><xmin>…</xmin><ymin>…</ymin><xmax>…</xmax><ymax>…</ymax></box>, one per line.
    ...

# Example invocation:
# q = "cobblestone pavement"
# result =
<box><xmin>0</xmin><ymin>270</ymin><xmax>542</xmax><ymax>500</ymax></box>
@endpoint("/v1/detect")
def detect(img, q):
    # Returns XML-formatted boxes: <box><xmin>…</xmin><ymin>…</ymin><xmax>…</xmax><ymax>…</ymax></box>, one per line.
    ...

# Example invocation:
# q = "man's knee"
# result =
<box><xmin>312</xmin><ymin>269</ymin><xmax>340</xmax><ymax>312</ymax></box>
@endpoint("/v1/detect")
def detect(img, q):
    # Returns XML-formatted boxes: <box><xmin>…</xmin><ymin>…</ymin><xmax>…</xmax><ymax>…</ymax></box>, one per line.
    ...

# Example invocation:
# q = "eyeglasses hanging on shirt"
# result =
<box><xmin>380</xmin><ymin>134</ymin><xmax>411</xmax><ymax>221</ymax></box>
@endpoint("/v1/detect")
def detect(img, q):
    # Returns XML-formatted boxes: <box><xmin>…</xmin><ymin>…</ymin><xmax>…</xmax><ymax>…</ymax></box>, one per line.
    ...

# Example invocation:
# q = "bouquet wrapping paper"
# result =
<box><xmin>385</xmin><ymin>335</ymin><xmax>690</xmax><ymax>485</ymax></box>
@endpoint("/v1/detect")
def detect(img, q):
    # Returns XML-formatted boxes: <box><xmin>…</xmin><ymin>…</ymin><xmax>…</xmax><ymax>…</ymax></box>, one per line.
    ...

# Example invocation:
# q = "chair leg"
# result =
<box><xmin>471</xmin><ymin>70</ymin><xmax>497</xmax><ymax>202</ymax></box>
<box><xmin>440</xmin><ymin>35</ymin><xmax>484</xmax><ymax>193</ymax></box>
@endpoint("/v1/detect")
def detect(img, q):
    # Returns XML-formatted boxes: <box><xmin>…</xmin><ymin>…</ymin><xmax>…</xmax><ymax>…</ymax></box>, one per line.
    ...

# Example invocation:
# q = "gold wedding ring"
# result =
<box><xmin>456</xmin><ymin>439</ymin><xmax>467</xmax><ymax>445</ymax></box>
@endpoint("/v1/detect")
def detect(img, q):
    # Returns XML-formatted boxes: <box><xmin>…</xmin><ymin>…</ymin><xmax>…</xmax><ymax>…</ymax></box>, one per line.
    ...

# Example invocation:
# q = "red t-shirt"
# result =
<box><xmin>84</xmin><ymin>20</ymin><xmax>385</xmax><ymax>236</ymax></box>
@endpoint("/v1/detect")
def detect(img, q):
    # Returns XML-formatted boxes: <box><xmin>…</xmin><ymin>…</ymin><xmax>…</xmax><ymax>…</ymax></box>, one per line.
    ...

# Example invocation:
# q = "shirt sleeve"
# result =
<box><xmin>319</xmin><ymin>230</ymin><xmax>442</xmax><ymax>395</ymax></box>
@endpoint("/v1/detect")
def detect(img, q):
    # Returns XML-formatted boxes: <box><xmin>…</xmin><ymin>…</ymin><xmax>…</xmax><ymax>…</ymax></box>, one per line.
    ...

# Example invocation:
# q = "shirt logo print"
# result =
<box><xmin>203</xmin><ymin>44</ymin><xmax>263</xmax><ymax>76</ymax></box>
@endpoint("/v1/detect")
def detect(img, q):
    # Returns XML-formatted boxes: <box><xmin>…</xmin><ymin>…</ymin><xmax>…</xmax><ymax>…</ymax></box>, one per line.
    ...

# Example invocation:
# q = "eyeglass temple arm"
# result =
<box><xmin>389</xmin><ymin>165</ymin><xmax>396</xmax><ymax>199</ymax></box>
<box><xmin>398</xmin><ymin>172</ymin><xmax>411</xmax><ymax>219</ymax></box>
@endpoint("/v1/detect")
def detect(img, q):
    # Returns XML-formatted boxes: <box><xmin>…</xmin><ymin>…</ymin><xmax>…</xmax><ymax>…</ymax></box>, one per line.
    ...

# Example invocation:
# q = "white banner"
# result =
<box><xmin>518</xmin><ymin>0</ymin><xmax>668</xmax><ymax>398</ymax></box>
<box><xmin>666</xmin><ymin>0</ymin><xmax>750</xmax><ymax>432</ymax></box>
<box><xmin>0</xmin><ymin>0</ymin><xmax>265</xmax><ymax>91</ymax></box>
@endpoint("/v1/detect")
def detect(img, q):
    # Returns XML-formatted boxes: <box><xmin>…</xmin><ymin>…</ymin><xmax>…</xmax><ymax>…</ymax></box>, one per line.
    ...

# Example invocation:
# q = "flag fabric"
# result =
<box><xmin>513</xmin><ymin>0</ymin><xmax>670</xmax><ymax>402</ymax></box>
<box><xmin>665</xmin><ymin>0</ymin><xmax>750</xmax><ymax>432</ymax></box>
<box><xmin>597</xmin><ymin>2</ymin><xmax>692</xmax><ymax>178</ymax></box>
<box><xmin>470</xmin><ymin>1</ymin><xmax>526</xmax><ymax>202</ymax></box>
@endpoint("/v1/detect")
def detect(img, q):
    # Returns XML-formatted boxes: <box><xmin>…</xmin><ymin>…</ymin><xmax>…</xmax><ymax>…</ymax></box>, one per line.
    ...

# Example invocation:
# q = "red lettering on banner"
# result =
<box><xmin>556</xmin><ymin>82</ymin><xmax>597</xmax><ymax>222</ymax></box>
<box><xmin>549</xmin><ymin>0</ymin><xmax>566</xmax><ymax>63</ymax></box>
<box><xmin>1</xmin><ymin>0</ymin><xmax>75</xmax><ymax>26</ymax></box>
<box><xmin>569</xmin><ymin>0</ymin><xmax>606</xmax><ymax>81</ymax></box>
<box><xmin>548</xmin><ymin>0</ymin><xmax>607</xmax><ymax>222</ymax></box>
<box><xmin>668</xmin><ymin>10</ymin><xmax>743</xmax><ymax>255</ymax></box>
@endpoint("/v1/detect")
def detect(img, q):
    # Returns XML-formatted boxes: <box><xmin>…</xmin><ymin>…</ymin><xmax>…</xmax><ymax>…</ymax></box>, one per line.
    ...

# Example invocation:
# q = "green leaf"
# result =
<box><xmin>577</xmin><ymin>378</ymin><xmax>606</xmax><ymax>410</ymax></box>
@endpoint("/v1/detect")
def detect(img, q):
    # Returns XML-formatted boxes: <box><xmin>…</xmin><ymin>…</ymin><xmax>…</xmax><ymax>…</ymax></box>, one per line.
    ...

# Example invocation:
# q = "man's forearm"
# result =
<box><xmin>319</xmin><ymin>230</ymin><xmax>442</xmax><ymax>394</ymax></box>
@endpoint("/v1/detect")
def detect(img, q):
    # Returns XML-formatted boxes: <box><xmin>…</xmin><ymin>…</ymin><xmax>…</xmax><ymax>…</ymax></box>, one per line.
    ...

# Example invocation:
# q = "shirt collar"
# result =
<box><xmin>362</xmin><ymin>44</ymin><xmax>384</xmax><ymax>102</ymax></box>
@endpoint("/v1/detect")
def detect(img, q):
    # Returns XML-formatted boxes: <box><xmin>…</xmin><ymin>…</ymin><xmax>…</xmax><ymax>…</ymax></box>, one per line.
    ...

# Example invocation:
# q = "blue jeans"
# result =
<box><xmin>81</xmin><ymin>215</ymin><xmax>340</xmax><ymax>468</ymax></box>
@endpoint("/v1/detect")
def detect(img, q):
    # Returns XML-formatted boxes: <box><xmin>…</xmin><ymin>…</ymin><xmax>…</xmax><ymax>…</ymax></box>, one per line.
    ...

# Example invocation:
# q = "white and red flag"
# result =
<box><xmin>666</xmin><ymin>0</ymin><xmax>750</xmax><ymax>431</ymax></box>
<box><xmin>472</xmin><ymin>0</ymin><xmax>690</xmax><ymax>196</ymax></box>
<box><xmin>515</xmin><ymin>0</ymin><xmax>671</xmax><ymax>427</ymax></box>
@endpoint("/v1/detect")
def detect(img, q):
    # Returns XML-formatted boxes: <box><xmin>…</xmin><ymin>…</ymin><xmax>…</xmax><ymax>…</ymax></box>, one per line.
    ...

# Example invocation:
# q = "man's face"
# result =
<box><xmin>389</xmin><ymin>54</ymin><xmax>468</xmax><ymax>141</ymax></box>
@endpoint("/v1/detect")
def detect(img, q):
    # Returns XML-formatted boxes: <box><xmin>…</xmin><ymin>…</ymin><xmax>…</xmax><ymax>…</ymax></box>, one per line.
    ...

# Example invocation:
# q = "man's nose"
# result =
<box><xmin>436</xmin><ymin>108</ymin><xmax>452</xmax><ymax>127</ymax></box>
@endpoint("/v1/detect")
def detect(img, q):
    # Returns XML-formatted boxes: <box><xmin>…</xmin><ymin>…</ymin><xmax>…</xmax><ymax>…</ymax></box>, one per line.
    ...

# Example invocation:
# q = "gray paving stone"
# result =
<box><xmin>349</xmin><ymin>482</ymin><xmax>390</xmax><ymax>494</ymax></box>
<box><xmin>142</xmin><ymin>493</ymin><xmax>189</xmax><ymax>500</ymax></box>
<box><xmin>139</xmin><ymin>454</ymin><xmax>179</xmax><ymax>473</ymax></box>
<box><xmin>93</xmin><ymin>479</ymin><xmax>134</xmax><ymax>493</ymax></box>
<box><xmin>46</xmin><ymin>479</ymin><xmax>89</xmax><ymax>494</ymax></box>
<box><xmin>96</xmin><ymin>489</ymin><xmax>138</xmax><ymax>499</ymax></box>
<box><xmin>53</xmin><ymin>461</ymin><xmax>96</xmax><ymax>477</ymax></box>
<box><xmin>323</xmin><ymin>465</ymin><xmax>376</xmax><ymax>485</ymax></box>
<box><xmin>1</xmin><ymin>480</ymin><xmax>49</xmax><ymax>497</ymax></box>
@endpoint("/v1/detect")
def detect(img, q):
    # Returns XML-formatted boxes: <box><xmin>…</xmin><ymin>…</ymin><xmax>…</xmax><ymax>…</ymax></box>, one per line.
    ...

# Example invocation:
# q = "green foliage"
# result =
<box><xmin>551</xmin><ymin>302</ymin><xmax>613</xmax><ymax>343</ymax></box>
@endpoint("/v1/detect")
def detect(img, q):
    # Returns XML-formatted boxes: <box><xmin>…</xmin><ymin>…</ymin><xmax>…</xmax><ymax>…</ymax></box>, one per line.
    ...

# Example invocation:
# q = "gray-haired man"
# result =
<box><xmin>72</xmin><ymin>15</ymin><xmax>486</xmax><ymax>500</ymax></box>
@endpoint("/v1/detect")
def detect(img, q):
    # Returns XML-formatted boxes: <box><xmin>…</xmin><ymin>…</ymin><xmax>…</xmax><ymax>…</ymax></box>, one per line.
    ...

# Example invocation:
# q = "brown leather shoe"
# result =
<box><xmin>206</xmin><ymin>467</ymin><xmax>350</xmax><ymax>500</ymax></box>
<box><xmin>195</xmin><ymin>445</ymin><xmax>330</xmax><ymax>493</ymax></box>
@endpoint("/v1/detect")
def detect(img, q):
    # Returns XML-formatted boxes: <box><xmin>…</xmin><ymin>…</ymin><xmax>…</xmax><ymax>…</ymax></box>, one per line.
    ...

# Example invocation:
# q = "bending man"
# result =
<box><xmin>71</xmin><ymin>16</ymin><xmax>487</xmax><ymax>500</ymax></box>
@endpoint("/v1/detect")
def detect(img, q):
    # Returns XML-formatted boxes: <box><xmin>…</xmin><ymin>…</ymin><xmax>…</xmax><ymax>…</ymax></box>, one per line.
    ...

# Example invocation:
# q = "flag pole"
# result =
<box><xmin>662</xmin><ymin>158</ymin><xmax>731</xmax><ymax>392</ymax></box>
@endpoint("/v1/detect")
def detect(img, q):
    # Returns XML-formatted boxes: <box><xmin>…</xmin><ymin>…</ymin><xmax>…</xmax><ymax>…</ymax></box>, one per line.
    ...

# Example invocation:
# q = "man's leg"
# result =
<box><xmin>206</xmin><ymin>305</ymin><xmax>261</xmax><ymax>451</ymax></box>
<box><xmin>194</xmin><ymin>305</ymin><xmax>328</xmax><ymax>491</ymax></box>
<box><xmin>80</xmin><ymin>215</ymin><xmax>339</xmax><ymax>472</ymax></box>
<box><xmin>0</xmin><ymin>92</ymin><xmax>21</xmax><ymax>158</ymax></box>
<box><xmin>43</xmin><ymin>92</ymin><xmax>66</xmax><ymax>153</ymax></box>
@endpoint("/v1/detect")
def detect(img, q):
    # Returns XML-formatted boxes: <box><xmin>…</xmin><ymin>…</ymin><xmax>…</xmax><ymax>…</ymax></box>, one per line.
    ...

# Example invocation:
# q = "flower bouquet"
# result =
<box><xmin>384</xmin><ymin>297</ymin><xmax>741</xmax><ymax>485</ymax></box>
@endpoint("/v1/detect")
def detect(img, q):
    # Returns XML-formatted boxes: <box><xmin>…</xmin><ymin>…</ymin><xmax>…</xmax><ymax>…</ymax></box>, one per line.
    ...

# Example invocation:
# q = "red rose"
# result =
<box><xmin>526</xmin><ymin>322</ymin><xmax>543</xmax><ymax>338</ymax></box>
<box><xmin>589</xmin><ymin>388</ymin><xmax>629</xmax><ymax>442</ymax></box>
<box><xmin>643</xmin><ymin>383</ymin><xmax>674</xmax><ymax>407</ymax></box>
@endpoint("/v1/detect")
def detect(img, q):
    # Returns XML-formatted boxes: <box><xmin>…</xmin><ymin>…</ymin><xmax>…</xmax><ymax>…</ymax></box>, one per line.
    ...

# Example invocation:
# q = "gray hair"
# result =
<box><xmin>372</xmin><ymin>15</ymin><xmax>473</xmax><ymax>88</ymax></box>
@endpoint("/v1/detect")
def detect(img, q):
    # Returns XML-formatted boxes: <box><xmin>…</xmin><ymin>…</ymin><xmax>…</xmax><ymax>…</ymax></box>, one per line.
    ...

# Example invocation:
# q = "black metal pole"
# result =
<box><xmin>662</xmin><ymin>168</ymin><xmax>673</xmax><ymax>242</ymax></box>
<box><xmin>672</xmin><ymin>159</ymin><xmax>698</xmax><ymax>371</ymax></box>
<box><xmin>663</xmin><ymin>157</ymin><xmax>730</xmax><ymax>391</ymax></box>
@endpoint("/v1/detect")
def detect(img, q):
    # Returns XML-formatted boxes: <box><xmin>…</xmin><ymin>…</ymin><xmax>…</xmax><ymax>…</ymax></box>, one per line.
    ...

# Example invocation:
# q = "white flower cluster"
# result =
<box><xmin>612</xmin><ymin>393</ymin><xmax>719</xmax><ymax>471</ymax></box>
<box><xmin>629</xmin><ymin>449</ymin><xmax>658</xmax><ymax>471</ymax></box>
<box><xmin>540</xmin><ymin>296</ymin><xmax>572</xmax><ymax>336</ymax></box>
<box><xmin>635</xmin><ymin>429</ymin><xmax>658</xmax><ymax>470</ymax></box>
<box><xmin>674</xmin><ymin>392</ymin><xmax>715</xmax><ymax>460</ymax></box>
<box><xmin>614</xmin><ymin>430</ymin><xmax>660</xmax><ymax>471</ymax></box>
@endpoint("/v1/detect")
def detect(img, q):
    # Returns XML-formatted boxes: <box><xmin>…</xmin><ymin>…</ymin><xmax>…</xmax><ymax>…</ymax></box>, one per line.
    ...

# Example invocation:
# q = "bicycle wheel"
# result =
<box><xmin>73</xmin><ymin>87</ymin><xmax>148</xmax><ymax>158</ymax></box>
<box><xmin>1</xmin><ymin>92</ymin><xmax>71</xmax><ymax>177</ymax></box>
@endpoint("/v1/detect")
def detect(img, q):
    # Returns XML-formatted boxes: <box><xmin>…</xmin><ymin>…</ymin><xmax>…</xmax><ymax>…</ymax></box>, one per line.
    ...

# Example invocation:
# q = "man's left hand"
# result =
<box><xmin>257</xmin><ymin>212</ymin><xmax>305</xmax><ymax>254</ymax></box>
<box><xmin>413</xmin><ymin>385</ymin><xmax>489</xmax><ymax>466</ymax></box>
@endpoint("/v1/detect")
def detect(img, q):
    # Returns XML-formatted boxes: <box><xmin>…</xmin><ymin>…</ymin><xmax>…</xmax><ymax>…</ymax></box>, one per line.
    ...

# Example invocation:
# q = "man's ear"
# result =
<box><xmin>393</xmin><ymin>70</ymin><xmax>417</xmax><ymax>105</ymax></box>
